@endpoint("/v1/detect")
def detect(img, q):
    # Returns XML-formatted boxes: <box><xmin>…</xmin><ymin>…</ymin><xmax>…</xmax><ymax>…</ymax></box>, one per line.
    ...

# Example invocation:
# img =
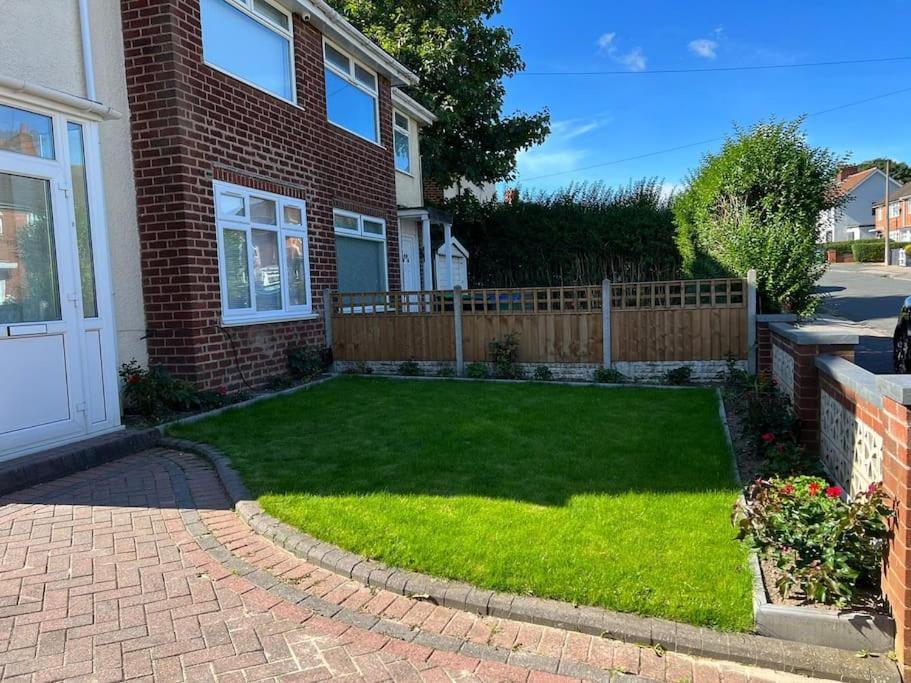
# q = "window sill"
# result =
<box><xmin>396</xmin><ymin>168</ymin><xmax>415</xmax><ymax>178</ymax></box>
<box><xmin>220</xmin><ymin>311</ymin><xmax>319</xmax><ymax>328</ymax></box>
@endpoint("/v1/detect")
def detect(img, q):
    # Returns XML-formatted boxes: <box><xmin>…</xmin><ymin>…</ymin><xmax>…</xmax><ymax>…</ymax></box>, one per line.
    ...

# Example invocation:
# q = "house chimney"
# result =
<box><xmin>836</xmin><ymin>165</ymin><xmax>859</xmax><ymax>183</ymax></box>
<box><xmin>504</xmin><ymin>188</ymin><xmax>519</xmax><ymax>205</ymax></box>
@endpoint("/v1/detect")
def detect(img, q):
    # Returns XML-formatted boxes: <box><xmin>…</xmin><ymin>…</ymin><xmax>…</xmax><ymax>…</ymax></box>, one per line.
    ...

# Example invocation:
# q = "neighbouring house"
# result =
<box><xmin>0</xmin><ymin>1</ymin><xmax>144</xmax><ymax>460</ymax></box>
<box><xmin>1</xmin><ymin>0</ymin><xmax>445</xmax><ymax>460</ymax></box>
<box><xmin>874</xmin><ymin>181</ymin><xmax>911</xmax><ymax>242</ymax></box>
<box><xmin>818</xmin><ymin>165</ymin><xmax>901</xmax><ymax>242</ymax></box>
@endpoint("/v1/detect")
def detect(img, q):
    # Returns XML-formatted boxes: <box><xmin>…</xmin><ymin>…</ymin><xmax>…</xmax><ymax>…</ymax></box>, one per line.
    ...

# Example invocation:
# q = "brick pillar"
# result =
<box><xmin>879</xmin><ymin>378</ymin><xmax>911</xmax><ymax>679</ymax></box>
<box><xmin>755</xmin><ymin>314</ymin><xmax>797</xmax><ymax>375</ymax></box>
<box><xmin>769</xmin><ymin>323</ymin><xmax>858</xmax><ymax>454</ymax></box>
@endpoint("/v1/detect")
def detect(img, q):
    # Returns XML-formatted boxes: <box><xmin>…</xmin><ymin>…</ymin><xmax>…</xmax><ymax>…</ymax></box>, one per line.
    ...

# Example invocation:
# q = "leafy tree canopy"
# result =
<box><xmin>674</xmin><ymin>118</ymin><xmax>844</xmax><ymax>315</ymax></box>
<box><xmin>856</xmin><ymin>158</ymin><xmax>911</xmax><ymax>185</ymax></box>
<box><xmin>327</xmin><ymin>0</ymin><xmax>550</xmax><ymax>188</ymax></box>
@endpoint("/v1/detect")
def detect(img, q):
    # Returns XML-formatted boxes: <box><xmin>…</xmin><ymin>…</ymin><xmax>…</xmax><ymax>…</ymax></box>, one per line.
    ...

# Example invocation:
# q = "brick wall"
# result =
<box><xmin>121</xmin><ymin>0</ymin><xmax>400</xmax><ymax>389</ymax></box>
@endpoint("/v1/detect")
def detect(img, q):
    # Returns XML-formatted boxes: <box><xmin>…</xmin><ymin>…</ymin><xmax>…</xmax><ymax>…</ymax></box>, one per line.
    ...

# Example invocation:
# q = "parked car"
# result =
<box><xmin>894</xmin><ymin>297</ymin><xmax>911</xmax><ymax>372</ymax></box>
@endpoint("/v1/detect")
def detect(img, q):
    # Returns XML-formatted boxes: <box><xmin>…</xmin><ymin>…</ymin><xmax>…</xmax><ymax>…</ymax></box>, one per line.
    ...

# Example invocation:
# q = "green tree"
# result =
<box><xmin>674</xmin><ymin>118</ymin><xmax>844</xmax><ymax>315</ymax></box>
<box><xmin>327</xmin><ymin>0</ymin><xmax>550</xmax><ymax>189</ymax></box>
<box><xmin>856</xmin><ymin>158</ymin><xmax>911</xmax><ymax>185</ymax></box>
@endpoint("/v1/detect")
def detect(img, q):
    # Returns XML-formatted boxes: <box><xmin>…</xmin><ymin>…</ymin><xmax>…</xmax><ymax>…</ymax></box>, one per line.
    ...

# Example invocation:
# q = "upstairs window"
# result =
<box><xmin>200</xmin><ymin>0</ymin><xmax>295</xmax><ymax>102</ymax></box>
<box><xmin>890</xmin><ymin>203</ymin><xmax>901</xmax><ymax>218</ymax></box>
<box><xmin>324</xmin><ymin>40</ymin><xmax>379</xmax><ymax>143</ymax></box>
<box><xmin>393</xmin><ymin>111</ymin><xmax>411</xmax><ymax>173</ymax></box>
<box><xmin>214</xmin><ymin>181</ymin><xmax>312</xmax><ymax>325</ymax></box>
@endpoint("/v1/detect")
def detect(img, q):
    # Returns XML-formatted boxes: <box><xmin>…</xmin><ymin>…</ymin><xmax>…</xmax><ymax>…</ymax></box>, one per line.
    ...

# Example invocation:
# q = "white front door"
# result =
<box><xmin>400</xmin><ymin>230</ymin><xmax>421</xmax><ymax>292</ymax></box>
<box><xmin>0</xmin><ymin>100</ymin><xmax>119</xmax><ymax>461</ymax></box>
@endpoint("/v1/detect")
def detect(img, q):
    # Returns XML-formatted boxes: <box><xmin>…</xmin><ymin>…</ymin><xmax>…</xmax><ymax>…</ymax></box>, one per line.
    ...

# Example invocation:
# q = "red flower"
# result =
<box><xmin>126</xmin><ymin>374</ymin><xmax>141</xmax><ymax>385</ymax></box>
<box><xmin>761</xmin><ymin>433</ymin><xmax>775</xmax><ymax>444</ymax></box>
<box><xmin>781</xmin><ymin>484</ymin><xmax>795</xmax><ymax>495</ymax></box>
<box><xmin>868</xmin><ymin>483</ymin><xmax>879</xmax><ymax>494</ymax></box>
<box><xmin>825</xmin><ymin>486</ymin><xmax>842</xmax><ymax>499</ymax></box>
<box><xmin>808</xmin><ymin>482</ymin><xmax>821</xmax><ymax>496</ymax></box>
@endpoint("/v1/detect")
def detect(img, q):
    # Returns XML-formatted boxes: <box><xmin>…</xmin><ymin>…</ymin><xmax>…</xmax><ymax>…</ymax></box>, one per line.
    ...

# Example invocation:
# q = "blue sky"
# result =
<box><xmin>495</xmin><ymin>0</ymin><xmax>911</xmax><ymax>194</ymax></box>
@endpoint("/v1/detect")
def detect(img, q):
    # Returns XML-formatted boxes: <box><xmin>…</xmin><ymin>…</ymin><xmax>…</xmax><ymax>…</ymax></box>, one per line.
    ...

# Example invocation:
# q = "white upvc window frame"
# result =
<box><xmin>890</xmin><ymin>202</ymin><xmax>902</xmax><ymax>219</ymax></box>
<box><xmin>200</xmin><ymin>0</ymin><xmax>297</xmax><ymax>105</ymax></box>
<box><xmin>214</xmin><ymin>180</ymin><xmax>314</xmax><ymax>326</ymax></box>
<box><xmin>323</xmin><ymin>38</ymin><xmax>381</xmax><ymax>145</ymax></box>
<box><xmin>333</xmin><ymin>209</ymin><xmax>389</xmax><ymax>293</ymax></box>
<box><xmin>393</xmin><ymin>110</ymin><xmax>412</xmax><ymax>175</ymax></box>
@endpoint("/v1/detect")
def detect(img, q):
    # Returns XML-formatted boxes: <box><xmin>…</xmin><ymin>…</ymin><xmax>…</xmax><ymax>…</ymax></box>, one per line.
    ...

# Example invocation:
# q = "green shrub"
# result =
<box><xmin>466</xmin><ymin>362</ymin><xmax>490</xmax><ymax>379</ymax></box>
<box><xmin>663</xmin><ymin>366</ymin><xmax>693</xmax><ymax>386</ymax></box>
<box><xmin>436</xmin><ymin>366</ymin><xmax>456</xmax><ymax>378</ymax></box>
<box><xmin>852</xmin><ymin>240</ymin><xmax>887</xmax><ymax>262</ymax></box>
<box><xmin>593</xmin><ymin>367</ymin><xmax>626</xmax><ymax>384</ymax></box>
<box><xmin>489</xmin><ymin>332</ymin><xmax>524</xmax><ymax>379</ymax></box>
<box><xmin>344</xmin><ymin>361</ymin><xmax>374</xmax><ymax>375</ymax></box>
<box><xmin>532</xmin><ymin>366</ymin><xmax>554</xmax><ymax>381</ymax></box>
<box><xmin>905</xmin><ymin>244</ymin><xmax>911</xmax><ymax>257</ymax></box>
<box><xmin>286</xmin><ymin>345</ymin><xmax>323</xmax><ymax>380</ymax></box>
<box><xmin>734</xmin><ymin>477</ymin><xmax>892</xmax><ymax>604</ymax></box>
<box><xmin>398</xmin><ymin>360</ymin><xmax>423</xmax><ymax>376</ymax></box>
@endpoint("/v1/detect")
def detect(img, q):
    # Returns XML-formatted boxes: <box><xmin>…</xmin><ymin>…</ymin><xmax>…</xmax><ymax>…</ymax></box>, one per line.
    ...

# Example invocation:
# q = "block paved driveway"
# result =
<box><xmin>0</xmin><ymin>449</ymin><xmax>818</xmax><ymax>682</ymax></box>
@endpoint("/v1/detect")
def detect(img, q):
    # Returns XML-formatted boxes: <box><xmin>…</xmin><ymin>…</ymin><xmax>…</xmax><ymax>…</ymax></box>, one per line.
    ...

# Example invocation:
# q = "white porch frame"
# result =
<box><xmin>397</xmin><ymin>208</ymin><xmax>453</xmax><ymax>290</ymax></box>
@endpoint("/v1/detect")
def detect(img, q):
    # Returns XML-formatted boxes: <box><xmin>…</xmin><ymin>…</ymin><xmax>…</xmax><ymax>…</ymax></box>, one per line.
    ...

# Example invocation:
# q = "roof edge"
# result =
<box><xmin>287</xmin><ymin>0</ymin><xmax>418</xmax><ymax>87</ymax></box>
<box><xmin>392</xmin><ymin>89</ymin><xmax>436</xmax><ymax>126</ymax></box>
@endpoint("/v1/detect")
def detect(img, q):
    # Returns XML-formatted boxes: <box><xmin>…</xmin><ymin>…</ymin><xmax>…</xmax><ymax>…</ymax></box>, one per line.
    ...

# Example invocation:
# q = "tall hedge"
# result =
<box><xmin>447</xmin><ymin>180</ymin><xmax>680</xmax><ymax>287</ymax></box>
<box><xmin>674</xmin><ymin>119</ymin><xmax>844</xmax><ymax>315</ymax></box>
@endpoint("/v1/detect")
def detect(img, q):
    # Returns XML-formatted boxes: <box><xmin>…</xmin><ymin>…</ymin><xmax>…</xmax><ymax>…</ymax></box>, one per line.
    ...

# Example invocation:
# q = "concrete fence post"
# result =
<box><xmin>747</xmin><ymin>269</ymin><xmax>757</xmax><ymax>374</ymax></box>
<box><xmin>602</xmin><ymin>279</ymin><xmax>612</xmax><ymax>368</ymax></box>
<box><xmin>322</xmin><ymin>289</ymin><xmax>333</xmax><ymax>348</ymax></box>
<box><xmin>453</xmin><ymin>285</ymin><xmax>464</xmax><ymax>375</ymax></box>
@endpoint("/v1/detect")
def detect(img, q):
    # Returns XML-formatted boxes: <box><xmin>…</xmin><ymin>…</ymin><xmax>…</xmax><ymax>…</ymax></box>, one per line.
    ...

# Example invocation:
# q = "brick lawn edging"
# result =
<box><xmin>159</xmin><ymin>436</ymin><xmax>902</xmax><ymax>682</ymax></box>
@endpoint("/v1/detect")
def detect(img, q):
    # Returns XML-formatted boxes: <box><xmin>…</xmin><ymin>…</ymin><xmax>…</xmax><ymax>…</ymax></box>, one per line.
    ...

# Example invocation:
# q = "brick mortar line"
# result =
<box><xmin>158</xmin><ymin>437</ymin><xmax>901</xmax><ymax>683</ymax></box>
<box><xmin>150</xmin><ymin>449</ymin><xmax>625</xmax><ymax>682</ymax></box>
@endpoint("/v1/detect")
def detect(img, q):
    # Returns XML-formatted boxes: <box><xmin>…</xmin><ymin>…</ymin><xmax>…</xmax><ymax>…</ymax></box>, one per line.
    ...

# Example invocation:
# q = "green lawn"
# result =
<box><xmin>171</xmin><ymin>376</ymin><xmax>752</xmax><ymax>631</ymax></box>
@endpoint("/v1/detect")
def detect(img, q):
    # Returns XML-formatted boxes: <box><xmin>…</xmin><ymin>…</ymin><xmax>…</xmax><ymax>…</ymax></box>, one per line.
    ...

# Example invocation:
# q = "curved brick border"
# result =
<box><xmin>160</xmin><ymin>436</ymin><xmax>901</xmax><ymax>683</ymax></box>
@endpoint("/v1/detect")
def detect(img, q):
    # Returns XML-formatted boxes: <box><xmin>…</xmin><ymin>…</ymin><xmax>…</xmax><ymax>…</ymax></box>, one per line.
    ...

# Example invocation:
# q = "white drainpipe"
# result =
<box><xmin>78</xmin><ymin>0</ymin><xmax>96</xmax><ymax>101</ymax></box>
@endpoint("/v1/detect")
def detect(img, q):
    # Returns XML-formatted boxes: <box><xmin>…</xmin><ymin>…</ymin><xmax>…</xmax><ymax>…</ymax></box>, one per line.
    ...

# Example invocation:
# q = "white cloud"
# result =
<box><xmin>550</xmin><ymin>113</ymin><xmax>613</xmax><ymax>142</ymax></box>
<box><xmin>618</xmin><ymin>47</ymin><xmax>647</xmax><ymax>72</ymax></box>
<box><xmin>597</xmin><ymin>32</ymin><xmax>616</xmax><ymax>52</ymax></box>
<box><xmin>517</xmin><ymin>113</ymin><xmax>612</xmax><ymax>180</ymax></box>
<box><xmin>688</xmin><ymin>38</ymin><xmax>718</xmax><ymax>59</ymax></box>
<box><xmin>595</xmin><ymin>32</ymin><xmax>647</xmax><ymax>72</ymax></box>
<box><xmin>517</xmin><ymin>149</ymin><xmax>589</xmax><ymax>177</ymax></box>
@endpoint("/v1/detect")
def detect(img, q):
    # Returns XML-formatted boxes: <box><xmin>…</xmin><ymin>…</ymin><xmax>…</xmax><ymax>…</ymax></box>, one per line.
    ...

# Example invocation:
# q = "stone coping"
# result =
<box><xmin>756</xmin><ymin>314</ymin><xmax>798</xmax><ymax>323</ymax></box>
<box><xmin>769</xmin><ymin>321</ymin><xmax>860</xmax><ymax>346</ymax></box>
<box><xmin>160</xmin><ymin>435</ymin><xmax>902</xmax><ymax>682</ymax></box>
<box><xmin>815</xmin><ymin>355</ymin><xmax>884</xmax><ymax>408</ymax></box>
<box><xmin>875</xmin><ymin>375</ymin><xmax>911</xmax><ymax>407</ymax></box>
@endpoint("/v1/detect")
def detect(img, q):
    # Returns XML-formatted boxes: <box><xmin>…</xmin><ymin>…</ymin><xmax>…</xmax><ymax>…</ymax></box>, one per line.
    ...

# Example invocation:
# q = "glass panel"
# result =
<box><xmin>222</xmin><ymin>228</ymin><xmax>251</xmax><ymax>310</ymax></box>
<box><xmin>218</xmin><ymin>192</ymin><xmax>245</xmax><ymax>218</ymax></box>
<box><xmin>325</xmin><ymin>68</ymin><xmax>378</xmax><ymax>141</ymax></box>
<box><xmin>252</xmin><ymin>228</ymin><xmax>282</xmax><ymax>311</ymax></box>
<box><xmin>200</xmin><ymin>0</ymin><xmax>293</xmax><ymax>100</ymax></box>
<box><xmin>335</xmin><ymin>235</ymin><xmax>386</xmax><ymax>292</ymax></box>
<box><xmin>283</xmin><ymin>205</ymin><xmax>302</xmax><ymax>226</ymax></box>
<box><xmin>67</xmin><ymin>123</ymin><xmax>97</xmax><ymax>318</ymax></box>
<box><xmin>250</xmin><ymin>196</ymin><xmax>277</xmax><ymax>224</ymax></box>
<box><xmin>354</xmin><ymin>64</ymin><xmax>376</xmax><ymax>91</ymax></box>
<box><xmin>394</xmin><ymin>130</ymin><xmax>411</xmax><ymax>173</ymax></box>
<box><xmin>334</xmin><ymin>213</ymin><xmax>358</xmax><ymax>232</ymax></box>
<box><xmin>285</xmin><ymin>235</ymin><xmax>308</xmax><ymax>306</ymax></box>
<box><xmin>0</xmin><ymin>173</ymin><xmax>61</xmax><ymax>324</ymax></box>
<box><xmin>253</xmin><ymin>0</ymin><xmax>289</xmax><ymax>29</ymax></box>
<box><xmin>324</xmin><ymin>43</ymin><xmax>350</xmax><ymax>73</ymax></box>
<box><xmin>394</xmin><ymin>112</ymin><xmax>409</xmax><ymax>130</ymax></box>
<box><xmin>0</xmin><ymin>104</ymin><xmax>54</xmax><ymax>159</ymax></box>
<box><xmin>363</xmin><ymin>219</ymin><xmax>384</xmax><ymax>236</ymax></box>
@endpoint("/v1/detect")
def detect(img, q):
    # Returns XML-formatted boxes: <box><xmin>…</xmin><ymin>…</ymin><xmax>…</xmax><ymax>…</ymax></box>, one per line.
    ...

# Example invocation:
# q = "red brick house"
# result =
<box><xmin>874</xmin><ymin>181</ymin><xmax>911</xmax><ymax>241</ymax></box>
<box><xmin>122</xmin><ymin>0</ymin><xmax>421</xmax><ymax>390</ymax></box>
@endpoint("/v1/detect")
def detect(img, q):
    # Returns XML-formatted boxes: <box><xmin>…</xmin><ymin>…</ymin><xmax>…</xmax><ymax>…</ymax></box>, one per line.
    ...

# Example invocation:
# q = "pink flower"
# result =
<box><xmin>825</xmin><ymin>486</ymin><xmax>842</xmax><ymax>499</ymax></box>
<box><xmin>781</xmin><ymin>484</ymin><xmax>795</xmax><ymax>495</ymax></box>
<box><xmin>761</xmin><ymin>433</ymin><xmax>775</xmax><ymax>444</ymax></box>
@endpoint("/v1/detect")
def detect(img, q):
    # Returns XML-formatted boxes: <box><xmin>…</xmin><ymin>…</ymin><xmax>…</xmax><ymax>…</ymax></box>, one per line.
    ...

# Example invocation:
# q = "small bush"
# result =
<box><xmin>734</xmin><ymin>477</ymin><xmax>892</xmax><ymax>604</ymax></box>
<box><xmin>593</xmin><ymin>367</ymin><xmax>626</xmax><ymax>384</ymax></box>
<box><xmin>344</xmin><ymin>361</ymin><xmax>374</xmax><ymax>375</ymax></box>
<box><xmin>760</xmin><ymin>437</ymin><xmax>821</xmax><ymax>478</ymax></box>
<box><xmin>287</xmin><ymin>345</ymin><xmax>323</xmax><ymax>380</ymax></box>
<box><xmin>489</xmin><ymin>332</ymin><xmax>524</xmax><ymax>379</ymax></box>
<box><xmin>265</xmin><ymin>375</ymin><xmax>294</xmax><ymax>392</ymax></box>
<box><xmin>747</xmin><ymin>372</ymin><xmax>798</xmax><ymax>444</ymax></box>
<box><xmin>120</xmin><ymin>360</ymin><xmax>199</xmax><ymax>420</ymax></box>
<box><xmin>436</xmin><ymin>366</ymin><xmax>456</xmax><ymax>378</ymax></box>
<box><xmin>663</xmin><ymin>366</ymin><xmax>693</xmax><ymax>386</ymax></box>
<box><xmin>398</xmin><ymin>360</ymin><xmax>423</xmax><ymax>376</ymax></box>
<box><xmin>852</xmin><ymin>240</ymin><xmax>887</xmax><ymax>263</ymax></box>
<box><xmin>532</xmin><ymin>366</ymin><xmax>554</xmax><ymax>381</ymax></box>
<box><xmin>466</xmin><ymin>362</ymin><xmax>490</xmax><ymax>379</ymax></box>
